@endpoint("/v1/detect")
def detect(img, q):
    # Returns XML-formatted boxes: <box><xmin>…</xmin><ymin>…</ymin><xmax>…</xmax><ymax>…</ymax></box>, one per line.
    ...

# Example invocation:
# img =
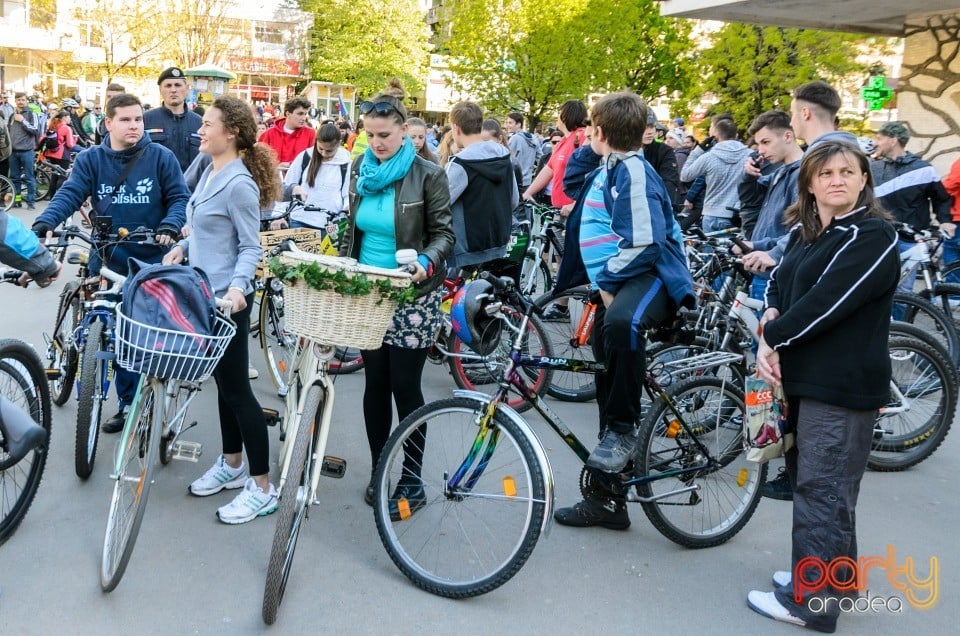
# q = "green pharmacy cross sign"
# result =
<box><xmin>861</xmin><ymin>77</ymin><xmax>894</xmax><ymax>111</ymax></box>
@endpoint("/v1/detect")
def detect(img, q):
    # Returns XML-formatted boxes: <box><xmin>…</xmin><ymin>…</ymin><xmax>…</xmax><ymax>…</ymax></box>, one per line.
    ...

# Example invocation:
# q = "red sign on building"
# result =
<box><xmin>228</xmin><ymin>57</ymin><xmax>300</xmax><ymax>77</ymax></box>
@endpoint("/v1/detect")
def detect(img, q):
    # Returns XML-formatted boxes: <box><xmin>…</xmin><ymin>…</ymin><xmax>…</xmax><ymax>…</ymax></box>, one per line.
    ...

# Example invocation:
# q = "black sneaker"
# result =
<box><xmin>542</xmin><ymin>305</ymin><xmax>569</xmax><ymax>322</ymax></box>
<box><xmin>554</xmin><ymin>496</ymin><xmax>630</xmax><ymax>530</ymax></box>
<box><xmin>761</xmin><ymin>467</ymin><xmax>793</xmax><ymax>501</ymax></box>
<box><xmin>101</xmin><ymin>410</ymin><xmax>127</xmax><ymax>434</ymax></box>
<box><xmin>586</xmin><ymin>428</ymin><xmax>639</xmax><ymax>473</ymax></box>
<box><xmin>388</xmin><ymin>482</ymin><xmax>426</xmax><ymax>521</ymax></box>
<box><xmin>12</xmin><ymin>201</ymin><xmax>22</xmax><ymax>209</ymax></box>
<box><xmin>363</xmin><ymin>478</ymin><xmax>375</xmax><ymax>507</ymax></box>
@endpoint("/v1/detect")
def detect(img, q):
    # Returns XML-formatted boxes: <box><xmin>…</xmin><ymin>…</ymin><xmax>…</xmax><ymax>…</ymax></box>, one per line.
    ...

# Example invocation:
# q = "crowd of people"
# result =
<box><xmin>4</xmin><ymin>70</ymin><xmax>959</xmax><ymax>633</ymax></box>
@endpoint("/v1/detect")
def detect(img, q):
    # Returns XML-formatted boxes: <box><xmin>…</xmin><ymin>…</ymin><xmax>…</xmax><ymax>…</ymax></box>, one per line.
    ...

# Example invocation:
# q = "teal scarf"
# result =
<box><xmin>357</xmin><ymin>136</ymin><xmax>416</xmax><ymax>196</ymax></box>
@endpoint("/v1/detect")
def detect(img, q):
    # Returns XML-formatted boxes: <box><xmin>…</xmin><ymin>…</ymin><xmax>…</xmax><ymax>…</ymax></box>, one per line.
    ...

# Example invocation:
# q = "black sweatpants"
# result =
<box><xmin>591</xmin><ymin>273</ymin><xmax>674</xmax><ymax>435</ymax></box>
<box><xmin>212</xmin><ymin>294</ymin><xmax>269</xmax><ymax>476</ymax></box>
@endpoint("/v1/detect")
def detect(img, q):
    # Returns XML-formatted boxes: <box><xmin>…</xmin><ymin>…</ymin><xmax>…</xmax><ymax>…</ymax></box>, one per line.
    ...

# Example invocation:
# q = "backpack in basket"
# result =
<box><xmin>119</xmin><ymin>259</ymin><xmax>218</xmax><ymax>380</ymax></box>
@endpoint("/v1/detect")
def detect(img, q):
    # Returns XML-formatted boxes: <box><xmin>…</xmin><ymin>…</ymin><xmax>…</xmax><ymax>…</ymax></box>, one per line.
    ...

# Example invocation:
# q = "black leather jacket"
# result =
<box><xmin>341</xmin><ymin>155</ymin><xmax>455</xmax><ymax>296</ymax></box>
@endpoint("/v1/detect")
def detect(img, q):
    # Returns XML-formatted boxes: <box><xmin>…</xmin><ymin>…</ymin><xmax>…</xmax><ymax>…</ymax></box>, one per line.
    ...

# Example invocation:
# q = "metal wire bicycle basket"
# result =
<box><xmin>114</xmin><ymin>307</ymin><xmax>237</xmax><ymax>382</ymax></box>
<box><xmin>277</xmin><ymin>251</ymin><xmax>413</xmax><ymax>349</ymax></box>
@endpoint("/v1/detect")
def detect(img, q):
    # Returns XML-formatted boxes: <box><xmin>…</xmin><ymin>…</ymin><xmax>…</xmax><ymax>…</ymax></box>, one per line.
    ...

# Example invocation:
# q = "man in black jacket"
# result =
<box><xmin>641</xmin><ymin>110</ymin><xmax>679</xmax><ymax>207</ymax></box>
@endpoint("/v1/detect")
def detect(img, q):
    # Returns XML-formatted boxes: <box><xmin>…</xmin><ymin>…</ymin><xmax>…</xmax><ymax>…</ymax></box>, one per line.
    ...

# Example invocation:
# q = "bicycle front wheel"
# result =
<box><xmin>636</xmin><ymin>376</ymin><xmax>765</xmax><ymax>548</ymax></box>
<box><xmin>75</xmin><ymin>320</ymin><xmax>106</xmax><ymax>479</ymax></box>
<box><xmin>0</xmin><ymin>175</ymin><xmax>15</xmax><ymax>212</ymax></box>
<box><xmin>893</xmin><ymin>292</ymin><xmax>960</xmax><ymax>364</ymax></box>
<box><xmin>534</xmin><ymin>288</ymin><xmax>597</xmax><ymax>402</ymax></box>
<box><xmin>35</xmin><ymin>168</ymin><xmax>51</xmax><ymax>201</ymax></box>
<box><xmin>0</xmin><ymin>340</ymin><xmax>52</xmax><ymax>546</ymax></box>
<box><xmin>101</xmin><ymin>378</ymin><xmax>159</xmax><ymax>592</ymax></box>
<box><xmin>50</xmin><ymin>281</ymin><xmax>81</xmax><ymax>406</ymax></box>
<box><xmin>263</xmin><ymin>385</ymin><xmax>324</xmax><ymax>624</ymax></box>
<box><xmin>869</xmin><ymin>335</ymin><xmax>957</xmax><ymax>471</ymax></box>
<box><xmin>374</xmin><ymin>397</ymin><xmax>547</xmax><ymax>598</ymax></box>
<box><xmin>259</xmin><ymin>285</ymin><xmax>301</xmax><ymax>395</ymax></box>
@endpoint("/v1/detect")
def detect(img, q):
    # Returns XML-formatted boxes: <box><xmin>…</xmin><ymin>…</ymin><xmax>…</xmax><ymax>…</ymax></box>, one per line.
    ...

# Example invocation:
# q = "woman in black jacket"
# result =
<box><xmin>747</xmin><ymin>141</ymin><xmax>899</xmax><ymax>633</ymax></box>
<box><xmin>339</xmin><ymin>87</ymin><xmax>454</xmax><ymax>507</ymax></box>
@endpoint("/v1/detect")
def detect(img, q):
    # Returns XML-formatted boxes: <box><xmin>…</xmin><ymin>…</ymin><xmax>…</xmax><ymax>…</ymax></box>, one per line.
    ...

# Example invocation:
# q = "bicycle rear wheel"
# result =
<box><xmin>328</xmin><ymin>347</ymin><xmax>364</xmax><ymax>375</ymax></box>
<box><xmin>893</xmin><ymin>292</ymin><xmax>960</xmax><ymax>364</ymax></box>
<box><xmin>263</xmin><ymin>385</ymin><xmax>324</xmax><ymax>624</ymax></box>
<box><xmin>534</xmin><ymin>288</ymin><xmax>597</xmax><ymax>402</ymax></box>
<box><xmin>35</xmin><ymin>168</ymin><xmax>51</xmax><ymax>201</ymax></box>
<box><xmin>0</xmin><ymin>340</ymin><xmax>52</xmax><ymax>546</ymax></box>
<box><xmin>101</xmin><ymin>378</ymin><xmax>159</xmax><ymax>592</ymax></box>
<box><xmin>374</xmin><ymin>397</ymin><xmax>547</xmax><ymax>598</ymax></box>
<box><xmin>636</xmin><ymin>376</ymin><xmax>765</xmax><ymax>548</ymax></box>
<box><xmin>868</xmin><ymin>335</ymin><xmax>957</xmax><ymax>471</ymax></box>
<box><xmin>75</xmin><ymin>320</ymin><xmax>106</xmax><ymax>479</ymax></box>
<box><xmin>49</xmin><ymin>281</ymin><xmax>81</xmax><ymax>406</ymax></box>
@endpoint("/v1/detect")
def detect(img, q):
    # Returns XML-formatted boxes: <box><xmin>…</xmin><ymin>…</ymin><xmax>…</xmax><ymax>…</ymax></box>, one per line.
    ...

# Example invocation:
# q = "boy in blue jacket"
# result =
<box><xmin>554</xmin><ymin>92</ymin><xmax>694</xmax><ymax>530</ymax></box>
<box><xmin>33</xmin><ymin>93</ymin><xmax>189</xmax><ymax>433</ymax></box>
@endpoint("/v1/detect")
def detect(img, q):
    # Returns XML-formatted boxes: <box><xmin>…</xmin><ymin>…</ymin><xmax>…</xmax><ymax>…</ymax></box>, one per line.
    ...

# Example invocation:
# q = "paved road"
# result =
<box><xmin>0</xmin><ymin>204</ymin><xmax>956</xmax><ymax>635</ymax></box>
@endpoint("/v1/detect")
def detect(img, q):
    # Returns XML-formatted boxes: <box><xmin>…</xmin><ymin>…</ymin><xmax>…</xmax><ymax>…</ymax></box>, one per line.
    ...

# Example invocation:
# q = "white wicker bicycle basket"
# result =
<box><xmin>114</xmin><ymin>306</ymin><xmax>237</xmax><ymax>382</ymax></box>
<box><xmin>276</xmin><ymin>251</ymin><xmax>413</xmax><ymax>349</ymax></box>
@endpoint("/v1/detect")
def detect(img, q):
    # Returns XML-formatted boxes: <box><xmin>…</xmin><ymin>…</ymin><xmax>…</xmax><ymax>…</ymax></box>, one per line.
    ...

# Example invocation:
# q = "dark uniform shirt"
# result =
<box><xmin>143</xmin><ymin>104</ymin><xmax>202</xmax><ymax>173</ymax></box>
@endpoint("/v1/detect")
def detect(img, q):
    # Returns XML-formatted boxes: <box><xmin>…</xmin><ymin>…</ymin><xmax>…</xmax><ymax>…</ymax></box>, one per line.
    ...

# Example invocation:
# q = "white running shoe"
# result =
<box><xmin>188</xmin><ymin>456</ymin><xmax>248</xmax><ymax>497</ymax></box>
<box><xmin>772</xmin><ymin>570</ymin><xmax>792</xmax><ymax>588</ymax></box>
<box><xmin>216</xmin><ymin>478</ymin><xmax>278</xmax><ymax>525</ymax></box>
<box><xmin>248</xmin><ymin>366</ymin><xmax>259</xmax><ymax>379</ymax></box>
<box><xmin>746</xmin><ymin>590</ymin><xmax>807</xmax><ymax>628</ymax></box>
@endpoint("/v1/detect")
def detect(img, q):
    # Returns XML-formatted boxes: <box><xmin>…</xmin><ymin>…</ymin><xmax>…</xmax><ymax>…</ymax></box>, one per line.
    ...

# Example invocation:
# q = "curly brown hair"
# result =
<box><xmin>211</xmin><ymin>95</ymin><xmax>280</xmax><ymax>209</ymax></box>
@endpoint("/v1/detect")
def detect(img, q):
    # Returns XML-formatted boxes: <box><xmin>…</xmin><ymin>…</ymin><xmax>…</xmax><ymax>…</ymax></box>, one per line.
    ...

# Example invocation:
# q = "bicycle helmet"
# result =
<box><xmin>449</xmin><ymin>280</ymin><xmax>502</xmax><ymax>357</ymax></box>
<box><xmin>857</xmin><ymin>136</ymin><xmax>877</xmax><ymax>155</ymax></box>
<box><xmin>62</xmin><ymin>98</ymin><xmax>79</xmax><ymax>109</ymax></box>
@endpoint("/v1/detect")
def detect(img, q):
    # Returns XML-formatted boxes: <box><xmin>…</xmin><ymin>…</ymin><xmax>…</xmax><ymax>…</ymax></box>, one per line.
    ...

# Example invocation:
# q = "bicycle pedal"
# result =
<box><xmin>262</xmin><ymin>408</ymin><xmax>281</xmax><ymax>427</ymax></box>
<box><xmin>320</xmin><ymin>456</ymin><xmax>346</xmax><ymax>478</ymax></box>
<box><xmin>170</xmin><ymin>440</ymin><xmax>202</xmax><ymax>462</ymax></box>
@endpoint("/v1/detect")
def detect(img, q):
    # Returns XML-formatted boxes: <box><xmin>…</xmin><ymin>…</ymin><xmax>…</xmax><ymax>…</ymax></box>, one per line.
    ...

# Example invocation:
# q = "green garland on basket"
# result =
<box><xmin>267</xmin><ymin>257</ymin><xmax>417</xmax><ymax>305</ymax></box>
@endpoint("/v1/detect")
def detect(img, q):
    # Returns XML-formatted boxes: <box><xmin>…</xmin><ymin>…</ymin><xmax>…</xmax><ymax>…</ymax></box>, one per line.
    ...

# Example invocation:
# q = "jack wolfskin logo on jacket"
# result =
<box><xmin>136</xmin><ymin>178</ymin><xmax>154</xmax><ymax>195</ymax></box>
<box><xmin>96</xmin><ymin>183</ymin><xmax>151</xmax><ymax>205</ymax></box>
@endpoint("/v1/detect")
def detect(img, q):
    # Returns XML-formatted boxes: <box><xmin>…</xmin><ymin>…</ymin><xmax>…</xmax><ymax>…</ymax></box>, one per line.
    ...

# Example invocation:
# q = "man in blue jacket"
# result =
<box><xmin>553</xmin><ymin>92</ymin><xmax>694</xmax><ymax>530</ymax></box>
<box><xmin>33</xmin><ymin>93</ymin><xmax>189</xmax><ymax>433</ymax></box>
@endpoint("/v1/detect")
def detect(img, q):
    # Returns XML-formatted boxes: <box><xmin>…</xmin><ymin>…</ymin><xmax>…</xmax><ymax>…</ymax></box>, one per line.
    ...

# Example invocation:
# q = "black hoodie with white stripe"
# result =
<box><xmin>763</xmin><ymin>208</ymin><xmax>899</xmax><ymax>409</ymax></box>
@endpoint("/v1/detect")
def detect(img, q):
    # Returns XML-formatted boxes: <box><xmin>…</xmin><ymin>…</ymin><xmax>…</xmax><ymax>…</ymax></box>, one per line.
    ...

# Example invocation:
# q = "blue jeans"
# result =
<box><xmin>893</xmin><ymin>240</ymin><xmax>915</xmax><ymax>321</ymax></box>
<box><xmin>943</xmin><ymin>234</ymin><xmax>960</xmax><ymax>284</ymax></box>
<box><xmin>9</xmin><ymin>149</ymin><xmax>36</xmax><ymax>205</ymax></box>
<box><xmin>701</xmin><ymin>215</ymin><xmax>733</xmax><ymax>234</ymax></box>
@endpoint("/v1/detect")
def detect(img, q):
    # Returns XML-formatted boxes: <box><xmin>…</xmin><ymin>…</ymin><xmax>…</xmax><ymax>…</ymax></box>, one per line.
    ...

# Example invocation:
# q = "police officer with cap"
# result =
<box><xmin>143</xmin><ymin>66</ymin><xmax>202</xmax><ymax>172</ymax></box>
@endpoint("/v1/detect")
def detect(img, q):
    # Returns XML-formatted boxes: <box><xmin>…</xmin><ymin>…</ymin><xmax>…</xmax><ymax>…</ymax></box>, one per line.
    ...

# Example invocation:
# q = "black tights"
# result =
<box><xmin>212</xmin><ymin>295</ymin><xmax>269</xmax><ymax>476</ymax></box>
<box><xmin>360</xmin><ymin>344</ymin><xmax>428</xmax><ymax>475</ymax></box>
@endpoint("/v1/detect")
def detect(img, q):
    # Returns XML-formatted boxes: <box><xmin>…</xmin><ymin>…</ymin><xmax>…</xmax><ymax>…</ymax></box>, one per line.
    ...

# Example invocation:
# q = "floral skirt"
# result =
<box><xmin>382</xmin><ymin>287</ymin><xmax>444</xmax><ymax>349</ymax></box>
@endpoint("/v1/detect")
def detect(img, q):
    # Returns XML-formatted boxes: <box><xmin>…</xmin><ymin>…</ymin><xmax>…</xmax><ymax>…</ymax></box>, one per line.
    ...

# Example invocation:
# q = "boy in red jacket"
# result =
<box><xmin>258</xmin><ymin>97</ymin><xmax>316</xmax><ymax>170</ymax></box>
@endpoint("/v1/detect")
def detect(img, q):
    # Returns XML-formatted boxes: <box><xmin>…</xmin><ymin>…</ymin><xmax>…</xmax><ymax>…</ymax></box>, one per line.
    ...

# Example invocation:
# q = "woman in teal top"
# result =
<box><xmin>340</xmin><ymin>85</ymin><xmax>454</xmax><ymax>508</ymax></box>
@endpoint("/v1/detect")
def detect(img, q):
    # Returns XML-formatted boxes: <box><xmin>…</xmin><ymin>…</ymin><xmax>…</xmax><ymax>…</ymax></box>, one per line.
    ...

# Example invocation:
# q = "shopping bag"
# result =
<box><xmin>744</xmin><ymin>375</ymin><xmax>794</xmax><ymax>462</ymax></box>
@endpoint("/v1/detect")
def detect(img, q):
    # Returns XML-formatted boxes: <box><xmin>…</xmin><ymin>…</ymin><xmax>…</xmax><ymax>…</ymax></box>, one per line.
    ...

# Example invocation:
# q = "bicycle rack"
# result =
<box><xmin>660</xmin><ymin>351</ymin><xmax>744</xmax><ymax>376</ymax></box>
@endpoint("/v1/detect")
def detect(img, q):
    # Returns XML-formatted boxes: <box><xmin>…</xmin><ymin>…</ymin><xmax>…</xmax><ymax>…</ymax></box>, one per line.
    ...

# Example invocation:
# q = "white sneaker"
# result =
<box><xmin>746</xmin><ymin>590</ymin><xmax>806</xmax><ymax>628</ymax></box>
<box><xmin>248</xmin><ymin>366</ymin><xmax>259</xmax><ymax>379</ymax></box>
<box><xmin>772</xmin><ymin>570</ymin><xmax>792</xmax><ymax>588</ymax></box>
<box><xmin>216</xmin><ymin>478</ymin><xmax>278</xmax><ymax>524</ymax></box>
<box><xmin>188</xmin><ymin>456</ymin><xmax>248</xmax><ymax>497</ymax></box>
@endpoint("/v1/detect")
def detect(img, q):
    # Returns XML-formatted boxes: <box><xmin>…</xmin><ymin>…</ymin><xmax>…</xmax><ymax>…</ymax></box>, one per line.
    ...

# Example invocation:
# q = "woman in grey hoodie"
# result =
<box><xmin>163</xmin><ymin>96</ymin><xmax>282</xmax><ymax>525</ymax></box>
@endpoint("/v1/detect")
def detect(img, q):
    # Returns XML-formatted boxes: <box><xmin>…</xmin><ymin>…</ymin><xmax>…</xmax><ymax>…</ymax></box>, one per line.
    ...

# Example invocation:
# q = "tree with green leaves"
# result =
<box><xmin>444</xmin><ymin>0</ymin><xmax>694</xmax><ymax>129</ymax></box>
<box><xmin>299</xmin><ymin>0</ymin><xmax>430</xmax><ymax>100</ymax></box>
<box><xmin>694</xmin><ymin>24</ymin><xmax>866</xmax><ymax>130</ymax></box>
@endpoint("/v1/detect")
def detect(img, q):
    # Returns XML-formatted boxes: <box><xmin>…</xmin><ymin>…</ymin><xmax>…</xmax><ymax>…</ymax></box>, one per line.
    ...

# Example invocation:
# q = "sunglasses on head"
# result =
<box><xmin>359</xmin><ymin>100</ymin><xmax>399</xmax><ymax>116</ymax></box>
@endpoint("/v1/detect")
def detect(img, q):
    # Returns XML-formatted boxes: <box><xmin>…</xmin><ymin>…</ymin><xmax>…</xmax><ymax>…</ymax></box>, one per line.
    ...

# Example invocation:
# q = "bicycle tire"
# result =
<box><xmin>35</xmin><ymin>168</ymin><xmax>51</xmax><ymax>201</ymax></box>
<box><xmin>328</xmin><ymin>347</ymin><xmax>364</xmax><ymax>375</ymax></box>
<box><xmin>75</xmin><ymin>320</ymin><xmax>106</xmax><ymax>479</ymax></box>
<box><xmin>0</xmin><ymin>339</ymin><xmax>52</xmax><ymax>546</ymax></box>
<box><xmin>259</xmin><ymin>286</ymin><xmax>301</xmax><ymax>395</ymax></box>
<box><xmin>263</xmin><ymin>385</ymin><xmax>323</xmax><ymax>624</ymax></box>
<box><xmin>893</xmin><ymin>292</ymin><xmax>960</xmax><ymax>364</ymax></box>
<box><xmin>101</xmin><ymin>378</ymin><xmax>159</xmax><ymax>591</ymax></box>
<box><xmin>868</xmin><ymin>335</ymin><xmax>957</xmax><ymax>471</ymax></box>
<box><xmin>447</xmin><ymin>307</ymin><xmax>553</xmax><ymax>413</ymax></box>
<box><xmin>534</xmin><ymin>288</ymin><xmax>597</xmax><ymax>402</ymax></box>
<box><xmin>374</xmin><ymin>397</ymin><xmax>547</xmax><ymax>598</ymax></box>
<box><xmin>922</xmin><ymin>281</ymin><xmax>960</xmax><ymax>331</ymax></box>
<box><xmin>50</xmin><ymin>281</ymin><xmax>81</xmax><ymax>406</ymax></box>
<box><xmin>0</xmin><ymin>175</ymin><xmax>15</xmax><ymax>212</ymax></box>
<box><xmin>636</xmin><ymin>376</ymin><xmax>766</xmax><ymax>548</ymax></box>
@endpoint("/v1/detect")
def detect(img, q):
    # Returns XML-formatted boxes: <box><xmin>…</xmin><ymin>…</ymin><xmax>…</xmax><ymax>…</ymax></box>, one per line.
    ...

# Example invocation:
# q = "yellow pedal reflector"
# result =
<box><xmin>397</xmin><ymin>498</ymin><xmax>412</xmax><ymax>520</ymax></box>
<box><xmin>503</xmin><ymin>476</ymin><xmax>517</xmax><ymax>497</ymax></box>
<box><xmin>666</xmin><ymin>420</ymin><xmax>681</xmax><ymax>438</ymax></box>
<box><xmin>736</xmin><ymin>468</ymin><xmax>748</xmax><ymax>487</ymax></box>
